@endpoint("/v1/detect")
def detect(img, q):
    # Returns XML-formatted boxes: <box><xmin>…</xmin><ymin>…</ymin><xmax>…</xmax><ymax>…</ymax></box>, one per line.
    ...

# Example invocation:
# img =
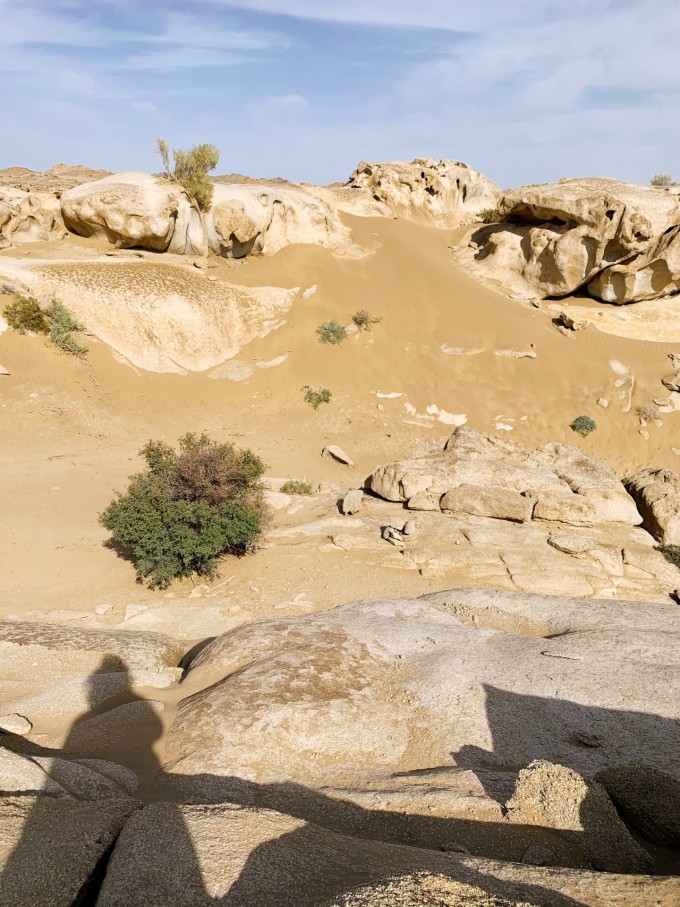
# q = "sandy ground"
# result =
<box><xmin>1</xmin><ymin>214</ymin><xmax>679</xmax><ymax>626</ymax></box>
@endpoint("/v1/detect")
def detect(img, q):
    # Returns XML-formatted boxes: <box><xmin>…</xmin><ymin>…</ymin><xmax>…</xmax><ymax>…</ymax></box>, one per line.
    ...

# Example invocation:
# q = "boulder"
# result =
<box><xmin>588</xmin><ymin>224</ymin><xmax>680</xmax><ymax>303</ymax></box>
<box><xmin>504</xmin><ymin>760</ymin><xmax>653</xmax><ymax>874</ymax></box>
<box><xmin>0</xmin><ymin>795</ymin><xmax>136</xmax><ymax>907</ymax></box>
<box><xmin>0</xmin><ymin>188</ymin><xmax>65</xmax><ymax>244</ymax></box>
<box><xmin>60</xmin><ymin>172</ymin><xmax>189</xmax><ymax>251</ymax></box>
<box><xmin>596</xmin><ymin>763</ymin><xmax>680</xmax><ymax>845</ymax></box>
<box><xmin>341</xmin><ymin>489</ymin><xmax>364</xmax><ymax>515</ymax></box>
<box><xmin>0</xmin><ymin>714</ymin><xmax>31</xmax><ymax>735</ymax></box>
<box><xmin>624</xmin><ymin>468</ymin><xmax>680</xmax><ymax>544</ymax></box>
<box><xmin>164</xmin><ymin>592</ymin><xmax>680</xmax><ymax>812</ymax></box>
<box><xmin>454</xmin><ymin>178</ymin><xmax>680</xmax><ymax>301</ymax></box>
<box><xmin>369</xmin><ymin>427</ymin><xmax>640</xmax><ymax>527</ymax></box>
<box><xmin>346</xmin><ymin>159</ymin><xmax>501</xmax><ymax>227</ymax></box>
<box><xmin>439</xmin><ymin>484</ymin><xmax>533</xmax><ymax>523</ymax></box>
<box><xmin>206</xmin><ymin>182</ymin><xmax>352</xmax><ymax>258</ymax></box>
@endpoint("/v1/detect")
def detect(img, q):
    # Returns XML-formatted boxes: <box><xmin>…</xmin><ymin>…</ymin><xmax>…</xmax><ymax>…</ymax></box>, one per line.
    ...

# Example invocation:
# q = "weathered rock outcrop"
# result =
<box><xmin>96</xmin><ymin>801</ymin><xmax>676</xmax><ymax>907</ymax></box>
<box><xmin>368</xmin><ymin>426</ymin><xmax>641</xmax><ymax>527</ymax></box>
<box><xmin>454</xmin><ymin>178</ymin><xmax>680</xmax><ymax>302</ymax></box>
<box><xmin>207</xmin><ymin>182</ymin><xmax>352</xmax><ymax>258</ymax></box>
<box><xmin>624</xmin><ymin>468</ymin><xmax>680</xmax><ymax>545</ymax></box>
<box><xmin>345</xmin><ymin>159</ymin><xmax>501</xmax><ymax>227</ymax></box>
<box><xmin>60</xmin><ymin>172</ymin><xmax>189</xmax><ymax>251</ymax></box>
<box><xmin>0</xmin><ymin>187</ymin><xmax>65</xmax><ymax>246</ymax></box>
<box><xmin>0</xmin><ymin>795</ymin><xmax>136</xmax><ymax>907</ymax></box>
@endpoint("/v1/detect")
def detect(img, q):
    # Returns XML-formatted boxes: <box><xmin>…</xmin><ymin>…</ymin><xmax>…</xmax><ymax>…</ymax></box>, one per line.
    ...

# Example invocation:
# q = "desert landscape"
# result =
<box><xmin>0</xmin><ymin>150</ymin><xmax>679</xmax><ymax>906</ymax></box>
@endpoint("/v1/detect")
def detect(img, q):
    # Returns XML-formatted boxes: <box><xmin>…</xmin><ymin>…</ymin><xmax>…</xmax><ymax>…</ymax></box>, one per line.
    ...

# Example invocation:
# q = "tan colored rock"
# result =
<box><xmin>588</xmin><ymin>224</ymin><xmax>680</xmax><ymax>303</ymax></box>
<box><xmin>0</xmin><ymin>795</ymin><xmax>136</xmax><ymax>907</ymax></box>
<box><xmin>341</xmin><ymin>489</ymin><xmax>364</xmax><ymax>515</ymax></box>
<box><xmin>207</xmin><ymin>181</ymin><xmax>352</xmax><ymax>257</ymax></box>
<box><xmin>0</xmin><ymin>714</ymin><xmax>31</xmax><ymax>735</ymax></box>
<box><xmin>596</xmin><ymin>763</ymin><xmax>680</xmax><ymax>845</ymax></box>
<box><xmin>624</xmin><ymin>467</ymin><xmax>680</xmax><ymax>544</ymax></box>
<box><xmin>440</xmin><ymin>484</ymin><xmax>533</xmax><ymax>523</ymax></box>
<box><xmin>661</xmin><ymin>371</ymin><xmax>680</xmax><ymax>392</ymax></box>
<box><xmin>322</xmin><ymin>445</ymin><xmax>355</xmax><ymax>467</ymax></box>
<box><xmin>455</xmin><ymin>178</ymin><xmax>680</xmax><ymax>301</ymax></box>
<box><xmin>60</xmin><ymin>172</ymin><xmax>186</xmax><ymax>251</ymax></box>
<box><xmin>346</xmin><ymin>159</ymin><xmax>501</xmax><ymax>227</ymax></box>
<box><xmin>0</xmin><ymin>188</ymin><xmax>65</xmax><ymax>244</ymax></box>
<box><xmin>504</xmin><ymin>760</ymin><xmax>653</xmax><ymax>873</ymax></box>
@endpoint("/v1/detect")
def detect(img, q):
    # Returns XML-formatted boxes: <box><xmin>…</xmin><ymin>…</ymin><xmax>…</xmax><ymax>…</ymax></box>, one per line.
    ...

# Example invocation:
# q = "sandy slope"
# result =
<box><xmin>1</xmin><ymin>213</ymin><xmax>679</xmax><ymax>625</ymax></box>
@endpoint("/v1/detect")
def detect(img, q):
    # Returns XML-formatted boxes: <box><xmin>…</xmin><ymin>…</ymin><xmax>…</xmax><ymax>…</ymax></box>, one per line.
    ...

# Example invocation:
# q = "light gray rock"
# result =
<box><xmin>440</xmin><ymin>484</ymin><xmax>533</xmax><ymax>523</ymax></box>
<box><xmin>0</xmin><ymin>714</ymin><xmax>32</xmax><ymax>735</ymax></box>
<box><xmin>0</xmin><ymin>795</ymin><xmax>136</xmax><ymax>907</ymax></box>
<box><xmin>322</xmin><ymin>445</ymin><xmax>355</xmax><ymax>467</ymax></box>
<box><xmin>661</xmin><ymin>372</ymin><xmax>680</xmax><ymax>392</ymax></box>
<box><xmin>342</xmin><ymin>489</ymin><xmax>364</xmax><ymax>515</ymax></box>
<box><xmin>504</xmin><ymin>760</ymin><xmax>653</xmax><ymax>874</ymax></box>
<box><xmin>625</xmin><ymin>467</ymin><xmax>680</xmax><ymax>544</ymax></box>
<box><xmin>406</xmin><ymin>492</ymin><xmax>442</xmax><ymax>511</ymax></box>
<box><xmin>0</xmin><ymin>748</ymin><xmax>66</xmax><ymax>797</ymax></box>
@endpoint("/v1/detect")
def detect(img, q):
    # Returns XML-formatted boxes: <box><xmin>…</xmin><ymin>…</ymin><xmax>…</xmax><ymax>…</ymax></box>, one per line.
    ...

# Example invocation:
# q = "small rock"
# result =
<box><xmin>0</xmin><ymin>714</ymin><xmax>33</xmax><ymax>735</ymax></box>
<box><xmin>0</xmin><ymin>364</ymin><xmax>9</xmax><ymax>377</ymax></box>
<box><xmin>193</xmin><ymin>259</ymin><xmax>207</xmax><ymax>270</ymax></box>
<box><xmin>574</xmin><ymin>731</ymin><xmax>603</xmax><ymax>748</ymax></box>
<box><xmin>661</xmin><ymin>372</ymin><xmax>680</xmax><ymax>392</ymax></box>
<box><xmin>402</xmin><ymin>520</ymin><xmax>418</xmax><ymax>537</ymax></box>
<box><xmin>557</xmin><ymin>311</ymin><xmax>587</xmax><ymax>332</ymax></box>
<box><xmin>406</xmin><ymin>492</ymin><xmax>441</xmax><ymax>511</ymax></box>
<box><xmin>596</xmin><ymin>397</ymin><xmax>609</xmax><ymax>409</ymax></box>
<box><xmin>668</xmin><ymin>352</ymin><xmax>680</xmax><ymax>369</ymax></box>
<box><xmin>639</xmin><ymin>429</ymin><xmax>650</xmax><ymax>439</ymax></box>
<box><xmin>341</xmin><ymin>489</ymin><xmax>363</xmax><ymax>515</ymax></box>
<box><xmin>521</xmin><ymin>845</ymin><xmax>554</xmax><ymax>866</ymax></box>
<box><xmin>322</xmin><ymin>445</ymin><xmax>355</xmax><ymax>467</ymax></box>
<box><xmin>381</xmin><ymin>526</ymin><xmax>405</xmax><ymax>548</ymax></box>
<box><xmin>207</xmin><ymin>275</ymin><xmax>218</xmax><ymax>282</ymax></box>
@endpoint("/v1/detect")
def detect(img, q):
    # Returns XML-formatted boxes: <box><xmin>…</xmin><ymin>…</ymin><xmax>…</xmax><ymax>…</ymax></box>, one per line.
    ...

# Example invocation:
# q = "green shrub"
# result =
<box><xmin>280</xmin><ymin>479</ymin><xmax>313</xmax><ymax>495</ymax></box>
<box><xmin>302</xmin><ymin>385</ymin><xmax>332</xmax><ymax>409</ymax></box>
<box><xmin>658</xmin><ymin>545</ymin><xmax>680</xmax><ymax>568</ymax></box>
<box><xmin>46</xmin><ymin>299</ymin><xmax>87</xmax><ymax>358</ymax></box>
<box><xmin>352</xmin><ymin>309</ymin><xmax>382</xmax><ymax>331</ymax></box>
<box><xmin>479</xmin><ymin>207</ymin><xmax>502</xmax><ymax>224</ymax></box>
<box><xmin>3</xmin><ymin>294</ymin><xmax>49</xmax><ymax>334</ymax></box>
<box><xmin>156</xmin><ymin>137</ymin><xmax>220</xmax><ymax>211</ymax></box>
<box><xmin>100</xmin><ymin>432</ymin><xmax>268</xmax><ymax>588</ymax></box>
<box><xmin>650</xmin><ymin>173</ymin><xmax>673</xmax><ymax>187</ymax></box>
<box><xmin>570</xmin><ymin>415</ymin><xmax>597</xmax><ymax>437</ymax></box>
<box><xmin>316</xmin><ymin>320</ymin><xmax>348</xmax><ymax>344</ymax></box>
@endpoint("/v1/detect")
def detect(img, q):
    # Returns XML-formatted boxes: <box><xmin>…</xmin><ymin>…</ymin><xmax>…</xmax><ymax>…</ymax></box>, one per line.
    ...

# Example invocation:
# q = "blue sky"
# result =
<box><xmin>2</xmin><ymin>0</ymin><xmax>678</xmax><ymax>187</ymax></box>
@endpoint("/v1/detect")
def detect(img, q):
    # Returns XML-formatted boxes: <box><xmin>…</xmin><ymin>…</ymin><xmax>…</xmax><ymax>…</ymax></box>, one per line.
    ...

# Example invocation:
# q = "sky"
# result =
<box><xmin>2</xmin><ymin>0</ymin><xmax>678</xmax><ymax>188</ymax></box>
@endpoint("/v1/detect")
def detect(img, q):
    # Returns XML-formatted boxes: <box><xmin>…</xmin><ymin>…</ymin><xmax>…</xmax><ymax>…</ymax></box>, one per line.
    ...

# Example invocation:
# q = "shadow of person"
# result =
<box><xmin>0</xmin><ymin>655</ymin><xmax>167</xmax><ymax>904</ymax></box>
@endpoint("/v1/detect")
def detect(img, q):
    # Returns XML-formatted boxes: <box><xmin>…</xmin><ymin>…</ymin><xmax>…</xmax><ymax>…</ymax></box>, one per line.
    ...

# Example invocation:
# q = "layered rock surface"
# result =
<box><xmin>455</xmin><ymin>178</ymin><xmax>680</xmax><ymax>303</ymax></box>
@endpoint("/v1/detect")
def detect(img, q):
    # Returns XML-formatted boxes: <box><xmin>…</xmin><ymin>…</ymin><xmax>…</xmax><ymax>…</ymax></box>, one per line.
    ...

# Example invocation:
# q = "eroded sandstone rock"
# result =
<box><xmin>624</xmin><ymin>467</ymin><xmax>680</xmax><ymax>545</ymax></box>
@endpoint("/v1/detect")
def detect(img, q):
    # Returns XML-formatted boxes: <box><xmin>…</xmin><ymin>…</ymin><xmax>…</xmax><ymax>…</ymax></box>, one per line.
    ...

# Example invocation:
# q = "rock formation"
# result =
<box><xmin>625</xmin><ymin>467</ymin><xmax>680</xmax><ymax>545</ymax></box>
<box><xmin>454</xmin><ymin>178</ymin><xmax>680</xmax><ymax>303</ymax></box>
<box><xmin>344</xmin><ymin>159</ymin><xmax>501</xmax><ymax>227</ymax></box>
<box><xmin>0</xmin><ymin>187</ymin><xmax>65</xmax><ymax>247</ymax></box>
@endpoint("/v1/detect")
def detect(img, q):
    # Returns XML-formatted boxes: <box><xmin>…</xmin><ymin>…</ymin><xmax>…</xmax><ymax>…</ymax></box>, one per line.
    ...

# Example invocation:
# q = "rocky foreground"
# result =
<box><xmin>1</xmin><ymin>429</ymin><xmax>679</xmax><ymax>905</ymax></box>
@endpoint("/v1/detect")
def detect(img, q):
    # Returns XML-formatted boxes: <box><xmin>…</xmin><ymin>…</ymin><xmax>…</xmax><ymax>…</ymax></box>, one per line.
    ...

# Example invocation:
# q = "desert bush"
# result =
<box><xmin>156</xmin><ymin>137</ymin><xmax>220</xmax><ymax>211</ymax></box>
<box><xmin>46</xmin><ymin>299</ymin><xmax>87</xmax><ymax>358</ymax></box>
<box><xmin>100</xmin><ymin>432</ymin><xmax>268</xmax><ymax>588</ymax></box>
<box><xmin>3</xmin><ymin>294</ymin><xmax>49</xmax><ymax>334</ymax></box>
<box><xmin>352</xmin><ymin>309</ymin><xmax>382</xmax><ymax>331</ymax></box>
<box><xmin>650</xmin><ymin>173</ymin><xmax>673</xmax><ymax>187</ymax></box>
<box><xmin>302</xmin><ymin>385</ymin><xmax>332</xmax><ymax>409</ymax></box>
<box><xmin>570</xmin><ymin>415</ymin><xmax>597</xmax><ymax>437</ymax></box>
<box><xmin>479</xmin><ymin>207</ymin><xmax>502</xmax><ymax>224</ymax></box>
<box><xmin>316</xmin><ymin>320</ymin><xmax>348</xmax><ymax>344</ymax></box>
<box><xmin>281</xmin><ymin>479</ymin><xmax>313</xmax><ymax>495</ymax></box>
<box><xmin>658</xmin><ymin>545</ymin><xmax>680</xmax><ymax>568</ymax></box>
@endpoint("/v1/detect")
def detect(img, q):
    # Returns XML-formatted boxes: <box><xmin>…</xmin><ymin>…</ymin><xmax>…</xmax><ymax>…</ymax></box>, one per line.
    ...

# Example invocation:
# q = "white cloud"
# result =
<box><xmin>249</xmin><ymin>93</ymin><xmax>309</xmax><ymax>122</ymax></box>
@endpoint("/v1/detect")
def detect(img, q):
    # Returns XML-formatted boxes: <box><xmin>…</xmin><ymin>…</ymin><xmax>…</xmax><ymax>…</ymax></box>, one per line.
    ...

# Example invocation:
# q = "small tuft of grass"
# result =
<box><xmin>570</xmin><ymin>415</ymin><xmax>597</xmax><ymax>437</ymax></box>
<box><xmin>352</xmin><ymin>309</ymin><xmax>382</xmax><ymax>331</ymax></box>
<box><xmin>316</xmin><ymin>320</ymin><xmax>347</xmax><ymax>345</ymax></box>
<box><xmin>479</xmin><ymin>207</ymin><xmax>502</xmax><ymax>224</ymax></box>
<box><xmin>46</xmin><ymin>299</ymin><xmax>88</xmax><ymax>358</ymax></box>
<box><xmin>302</xmin><ymin>385</ymin><xmax>332</xmax><ymax>409</ymax></box>
<box><xmin>636</xmin><ymin>404</ymin><xmax>661</xmax><ymax>424</ymax></box>
<box><xmin>658</xmin><ymin>545</ymin><xmax>680</xmax><ymax>568</ymax></box>
<box><xmin>3</xmin><ymin>294</ymin><xmax>49</xmax><ymax>334</ymax></box>
<box><xmin>280</xmin><ymin>479</ymin><xmax>313</xmax><ymax>495</ymax></box>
